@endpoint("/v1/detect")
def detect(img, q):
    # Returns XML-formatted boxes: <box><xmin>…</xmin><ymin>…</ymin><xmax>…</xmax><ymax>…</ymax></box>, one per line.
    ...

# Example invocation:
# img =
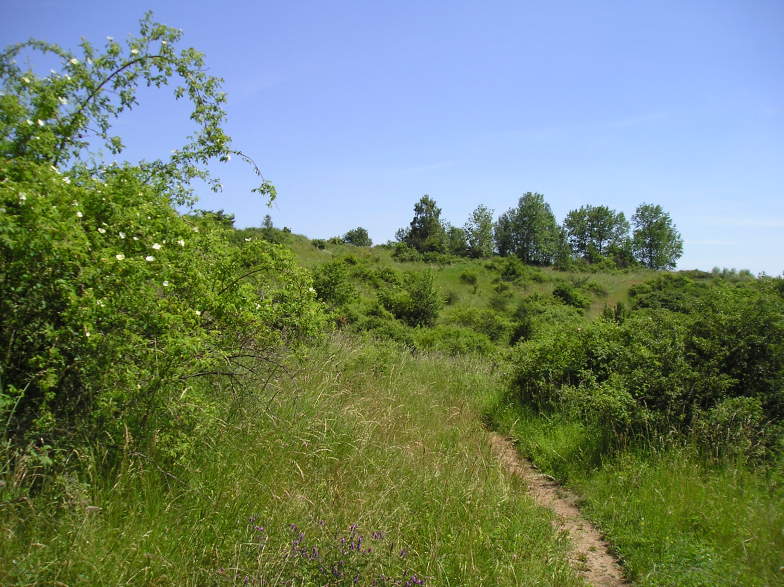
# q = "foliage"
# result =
<box><xmin>444</xmin><ymin>224</ymin><xmax>468</xmax><ymax>256</ymax></box>
<box><xmin>312</xmin><ymin>260</ymin><xmax>356</xmax><ymax>307</ymax></box>
<box><xmin>0</xmin><ymin>16</ymin><xmax>324</xmax><ymax>465</ymax></box>
<box><xmin>398</xmin><ymin>195</ymin><xmax>446</xmax><ymax>253</ymax></box>
<box><xmin>415</xmin><ymin>326</ymin><xmax>494</xmax><ymax>356</ymax></box>
<box><xmin>563</xmin><ymin>205</ymin><xmax>630</xmax><ymax>263</ymax></box>
<box><xmin>464</xmin><ymin>204</ymin><xmax>494</xmax><ymax>258</ymax></box>
<box><xmin>391</xmin><ymin>241</ymin><xmax>422</xmax><ymax>262</ymax></box>
<box><xmin>343</xmin><ymin>226</ymin><xmax>372</xmax><ymax>247</ymax></box>
<box><xmin>0</xmin><ymin>11</ymin><xmax>274</xmax><ymax>204</ymax></box>
<box><xmin>506</xmin><ymin>276</ymin><xmax>784</xmax><ymax>458</ymax></box>
<box><xmin>494</xmin><ymin>193</ymin><xmax>561</xmax><ymax>265</ymax></box>
<box><xmin>378</xmin><ymin>271</ymin><xmax>443</xmax><ymax>327</ymax></box>
<box><xmin>632</xmin><ymin>203</ymin><xmax>683</xmax><ymax>269</ymax></box>
<box><xmin>443</xmin><ymin>306</ymin><xmax>512</xmax><ymax>343</ymax></box>
<box><xmin>0</xmin><ymin>161</ymin><xmax>325</xmax><ymax>459</ymax></box>
<box><xmin>552</xmin><ymin>283</ymin><xmax>592</xmax><ymax>309</ymax></box>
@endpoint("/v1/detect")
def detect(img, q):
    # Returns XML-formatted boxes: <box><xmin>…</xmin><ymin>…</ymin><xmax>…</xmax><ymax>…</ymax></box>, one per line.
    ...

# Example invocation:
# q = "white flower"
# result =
<box><xmin>133</xmin><ymin>236</ymin><xmax>139</xmax><ymax>241</ymax></box>
<box><xmin>19</xmin><ymin>193</ymin><xmax>26</xmax><ymax>202</ymax></box>
<box><xmin>194</xmin><ymin>310</ymin><xmax>201</xmax><ymax>316</ymax></box>
<box><xmin>36</xmin><ymin>119</ymin><xmax>45</xmax><ymax>126</ymax></box>
<box><xmin>152</xmin><ymin>243</ymin><xmax>161</xmax><ymax>250</ymax></box>
<box><xmin>97</xmin><ymin>227</ymin><xmax>106</xmax><ymax>234</ymax></box>
<box><xmin>308</xmin><ymin>287</ymin><xmax>316</xmax><ymax>293</ymax></box>
<box><xmin>115</xmin><ymin>253</ymin><xmax>125</xmax><ymax>260</ymax></box>
<box><xmin>85</xmin><ymin>331</ymin><xmax>90</xmax><ymax>337</ymax></box>
<box><xmin>25</xmin><ymin>119</ymin><xmax>33</xmax><ymax>126</ymax></box>
<box><xmin>21</xmin><ymin>76</ymin><xmax>30</xmax><ymax>84</ymax></box>
<box><xmin>69</xmin><ymin>58</ymin><xmax>79</xmax><ymax>65</ymax></box>
<box><xmin>76</xmin><ymin>211</ymin><xmax>83</xmax><ymax>218</ymax></box>
<box><xmin>244</xmin><ymin>237</ymin><xmax>252</xmax><ymax>242</ymax></box>
<box><xmin>177</xmin><ymin>239</ymin><xmax>185</xmax><ymax>247</ymax></box>
<box><xmin>145</xmin><ymin>255</ymin><xmax>155</xmax><ymax>262</ymax></box>
<box><xmin>162</xmin><ymin>280</ymin><xmax>170</xmax><ymax>287</ymax></box>
<box><xmin>119</xmin><ymin>231</ymin><xmax>126</xmax><ymax>239</ymax></box>
<box><xmin>130</xmin><ymin>49</ymin><xmax>139</xmax><ymax>55</ymax></box>
<box><xmin>62</xmin><ymin>176</ymin><xmax>71</xmax><ymax>184</ymax></box>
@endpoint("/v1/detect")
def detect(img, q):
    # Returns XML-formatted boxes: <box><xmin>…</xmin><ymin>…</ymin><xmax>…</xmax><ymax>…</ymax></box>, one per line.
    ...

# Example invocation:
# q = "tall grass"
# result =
<box><xmin>488</xmin><ymin>401</ymin><xmax>784</xmax><ymax>586</ymax></box>
<box><xmin>1</xmin><ymin>336</ymin><xmax>581</xmax><ymax>585</ymax></box>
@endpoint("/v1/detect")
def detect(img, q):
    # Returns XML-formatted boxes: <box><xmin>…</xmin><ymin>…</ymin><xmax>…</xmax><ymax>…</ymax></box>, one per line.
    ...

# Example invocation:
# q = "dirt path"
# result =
<box><xmin>489</xmin><ymin>433</ymin><xmax>628</xmax><ymax>587</ymax></box>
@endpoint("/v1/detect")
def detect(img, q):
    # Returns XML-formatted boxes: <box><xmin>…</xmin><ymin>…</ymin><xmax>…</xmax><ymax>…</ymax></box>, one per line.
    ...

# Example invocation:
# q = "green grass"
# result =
<box><xmin>1</xmin><ymin>336</ymin><xmax>582</xmax><ymax>585</ymax></box>
<box><xmin>488</xmin><ymin>401</ymin><xmax>784</xmax><ymax>586</ymax></box>
<box><xmin>289</xmin><ymin>238</ymin><xmax>655</xmax><ymax>325</ymax></box>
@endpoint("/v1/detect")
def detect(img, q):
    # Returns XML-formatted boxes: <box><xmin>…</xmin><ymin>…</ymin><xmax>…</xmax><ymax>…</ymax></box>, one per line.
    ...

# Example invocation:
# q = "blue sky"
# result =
<box><xmin>4</xmin><ymin>1</ymin><xmax>783</xmax><ymax>274</ymax></box>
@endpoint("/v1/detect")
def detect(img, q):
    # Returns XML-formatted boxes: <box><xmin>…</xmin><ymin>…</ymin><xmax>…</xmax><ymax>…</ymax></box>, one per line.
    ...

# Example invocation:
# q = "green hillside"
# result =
<box><xmin>3</xmin><ymin>16</ymin><xmax>783</xmax><ymax>586</ymax></box>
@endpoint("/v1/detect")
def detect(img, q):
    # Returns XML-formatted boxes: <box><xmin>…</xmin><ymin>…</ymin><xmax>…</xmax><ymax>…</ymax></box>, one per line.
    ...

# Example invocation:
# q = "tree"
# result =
<box><xmin>494</xmin><ymin>193</ymin><xmax>560</xmax><ymax>265</ymax></box>
<box><xmin>445</xmin><ymin>224</ymin><xmax>468</xmax><ymax>256</ymax></box>
<box><xmin>343</xmin><ymin>226</ymin><xmax>372</xmax><ymax>247</ymax></box>
<box><xmin>0</xmin><ymin>11</ymin><xmax>274</xmax><ymax>205</ymax></box>
<box><xmin>632</xmin><ymin>203</ymin><xmax>683</xmax><ymax>269</ymax></box>
<box><xmin>564</xmin><ymin>205</ymin><xmax>630</xmax><ymax>262</ymax></box>
<box><xmin>401</xmin><ymin>195</ymin><xmax>446</xmax><ymax>252</ymax></box>
<box><xmin>464</xmin><ymin>204</ymin><xmax>494</xmax><ymax>258</ymax></box>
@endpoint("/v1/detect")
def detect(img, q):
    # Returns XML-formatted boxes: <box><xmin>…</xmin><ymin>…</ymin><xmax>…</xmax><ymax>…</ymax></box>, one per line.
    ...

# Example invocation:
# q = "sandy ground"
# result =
<box><xmin>489</xmin><ymin>433</ymin><xmax>628</xmax><ymax>587</ymax></box>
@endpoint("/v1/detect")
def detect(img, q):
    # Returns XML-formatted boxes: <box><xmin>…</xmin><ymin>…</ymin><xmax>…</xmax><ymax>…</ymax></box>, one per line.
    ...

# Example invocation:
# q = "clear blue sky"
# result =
<box><xmin>4</xmin><ymin>1</ymin><xmax>783</xmax><ymax>274</ymax></box>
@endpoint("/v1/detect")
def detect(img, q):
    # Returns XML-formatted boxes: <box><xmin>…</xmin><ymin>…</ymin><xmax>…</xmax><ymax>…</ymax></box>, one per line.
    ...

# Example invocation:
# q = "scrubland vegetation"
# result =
<box><xmin>2</xmin><ymin>15</ymin><xmax>782</xmax><ymax>585</ymax></box>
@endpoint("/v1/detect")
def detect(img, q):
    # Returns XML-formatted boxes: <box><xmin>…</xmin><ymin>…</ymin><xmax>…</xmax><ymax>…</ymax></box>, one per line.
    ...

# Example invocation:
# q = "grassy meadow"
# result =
<box><xmin>2</xmin><ymin>335</ymin><xmax>581</xmax><ymax>585</ymax></box>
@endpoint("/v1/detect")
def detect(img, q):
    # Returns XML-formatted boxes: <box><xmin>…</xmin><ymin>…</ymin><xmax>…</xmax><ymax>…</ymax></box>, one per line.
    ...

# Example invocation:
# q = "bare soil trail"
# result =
<box><xmin>489</xmin><ymin>433</ymin><xmax>629</xmax><ymax>587</ymax></box>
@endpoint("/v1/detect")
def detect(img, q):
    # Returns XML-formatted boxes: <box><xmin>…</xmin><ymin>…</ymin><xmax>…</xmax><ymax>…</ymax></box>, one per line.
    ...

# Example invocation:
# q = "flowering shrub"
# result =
<box><xmin>0</xmin><ymin>15</ymin><xmax>326</xmax><ymax>465</ymax></box>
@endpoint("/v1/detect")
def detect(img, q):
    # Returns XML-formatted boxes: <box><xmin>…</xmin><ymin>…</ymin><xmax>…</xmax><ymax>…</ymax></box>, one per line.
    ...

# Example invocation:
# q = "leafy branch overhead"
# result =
<box><xmin>0</xmin><ymin>11</ymin><xmax>274</xmax><ymax>204</ymax></box>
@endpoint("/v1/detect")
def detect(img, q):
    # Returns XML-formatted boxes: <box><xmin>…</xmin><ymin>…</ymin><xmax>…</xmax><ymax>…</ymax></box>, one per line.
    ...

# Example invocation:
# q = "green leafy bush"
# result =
<box><xmin>507</xmin><ymin>277</ymin><xmax>784</xmax><ymax>459</ymax></box>
<box><xmin>444</xmin><ymin>307</ymin><xmax>512</xmax><ymax>343</ymax></box>
<box><xmin>378</xmin><ymin>271</ymin><xmax>443</xmax><ymax>328</ymax></box>
<box><xmin>312</xmin><ymin>260</ymin><xmax>356</xmax><ymax>307</ymax></box>
<box><xmin>552</xmin><ymin>283</ymin><xmax>591</xmax><ymax>309</ymax></box>
<box><xmin>0</xmin><ymin>15</ymin><xmax>326</xmax><ymax>467</ymax></box>
<box><xmin>0</xmin><ymin>161</ymin><xmax>325</xmax><ymax>460</ymax></box>
<box><xmin>415</xmin><ymin>326</ymin><xmax>494</xmax><ymax>356</ymax></box>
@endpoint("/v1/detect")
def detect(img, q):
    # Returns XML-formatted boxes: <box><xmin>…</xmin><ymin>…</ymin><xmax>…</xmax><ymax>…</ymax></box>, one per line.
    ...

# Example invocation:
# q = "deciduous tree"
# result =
<box><xmin>464</xmin><ymin>204</ymin><xmax>494</xmax><ymax>258</ymax></box>
<box><xmin>632</xmin><ymin>203</ymin><xmax>683</xmax><ymax>269</ymax></box>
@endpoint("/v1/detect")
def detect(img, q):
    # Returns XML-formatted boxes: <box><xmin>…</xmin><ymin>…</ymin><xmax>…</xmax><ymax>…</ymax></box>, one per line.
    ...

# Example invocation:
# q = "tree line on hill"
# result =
<box><xmin>381</xmin><ymin>193</ymin><xmax>683</xmax><ymax>270</ymax></box>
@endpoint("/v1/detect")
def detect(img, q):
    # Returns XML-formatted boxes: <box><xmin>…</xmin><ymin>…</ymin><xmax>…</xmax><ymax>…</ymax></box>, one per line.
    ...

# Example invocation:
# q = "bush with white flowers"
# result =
<box><xmin>0</xmin><ymin>14</ymin><xmax>325</xmax><ymax>467</ymax></box>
